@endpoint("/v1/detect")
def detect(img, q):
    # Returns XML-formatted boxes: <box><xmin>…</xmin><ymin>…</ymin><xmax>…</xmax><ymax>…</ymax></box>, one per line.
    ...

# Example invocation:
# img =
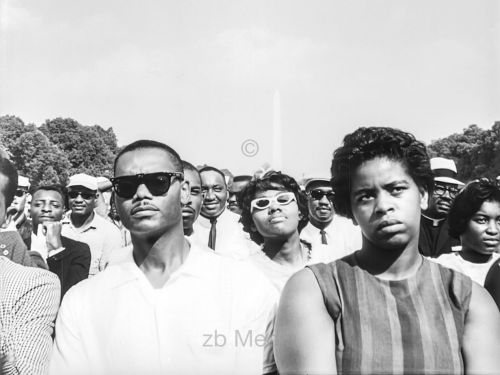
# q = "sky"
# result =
<box><xmin>1</xmin><ymin>0</ymin><xmax>499</xmax><ymax>179</ymax></box>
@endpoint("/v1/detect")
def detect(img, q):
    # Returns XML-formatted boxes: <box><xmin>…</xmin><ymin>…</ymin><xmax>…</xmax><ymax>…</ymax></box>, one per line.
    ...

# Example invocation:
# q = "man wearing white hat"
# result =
<box><xmin>2</xmin><ymin>175</ymin><xmax>32</xmax><ymax>236</ymax></box>
<box><xmin>300</xmin><ymin>177</ymin><xmax>361</xmax><ymax>261</ymax></box>
<box><xmin>419</xmin><ymin>157</ymin><xmax>463</xmax><ymax>257</ymax></box>
<box><xmin>61</xmin><ymin>173</ymin><xmax>122</xmax><ymax>276</ymax></box>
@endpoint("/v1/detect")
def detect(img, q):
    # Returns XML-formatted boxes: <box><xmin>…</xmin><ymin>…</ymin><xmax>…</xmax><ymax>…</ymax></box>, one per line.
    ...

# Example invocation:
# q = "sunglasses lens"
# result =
<box><xmin>144</xmin><ymin>174</ymin><xmax>171</xmax><ymax>196</ymax></box>
<box><xmin>68</xmin><ymin>191</ymin><xmax>94</xmax><ymax>199</ymax></box>
<box><xmin>114</xmin><ymin>179</ymin><xmax>138</xmax><ymax>199</ymax></box>
<box><xmin>254</xmin><ymin>198</ymin><xmax>270</xmax><ymax>209</ymax></box>
<box><xmin>276</xmin><ymin>193</ymin><xmax>294</xmax><ymax>204</ymax></box>
<box><xmin>310</xmin><ymin>190</ymin><xmax>323</xmax><ymax>200</ymax></box>
<box><xmin>15</xmin><ymin>190</ymin><xmax>26</xmax><ymax>197</ymax></box>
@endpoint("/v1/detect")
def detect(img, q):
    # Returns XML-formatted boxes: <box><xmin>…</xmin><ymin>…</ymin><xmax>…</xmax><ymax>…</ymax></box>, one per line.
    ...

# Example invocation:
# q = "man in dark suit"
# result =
<box><xmin>26</xmin><ymin>185</ymin><xmax>91</xmax><ymax>298</ymax></box>
<box><xmin>419</xmin><ymin>157</ymin><xmax>463</xmax><ymax>257</ymax></box>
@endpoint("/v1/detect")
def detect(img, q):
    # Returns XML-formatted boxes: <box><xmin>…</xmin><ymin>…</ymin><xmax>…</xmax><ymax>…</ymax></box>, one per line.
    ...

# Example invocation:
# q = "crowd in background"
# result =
<box><xmin>1</xmin><ymin>126</ymin><xmax>500</xmax><ymax>374</ymax></box>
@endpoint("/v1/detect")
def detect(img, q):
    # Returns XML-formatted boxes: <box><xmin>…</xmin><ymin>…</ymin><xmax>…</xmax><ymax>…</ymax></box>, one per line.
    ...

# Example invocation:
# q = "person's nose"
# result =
<box><xmin>135</xmin><ymin>183</ymin><xmax>153</xmax><ymax>200</ymax></box>
<box><xmin>486</xmin><ymin>220</ymin><xmax>500</xmax><ymax>235</ymax></box>
<box><xmin>374</xmin><ymin>191</ymin><xmax>394</xmax><ymax>215</ymax></box>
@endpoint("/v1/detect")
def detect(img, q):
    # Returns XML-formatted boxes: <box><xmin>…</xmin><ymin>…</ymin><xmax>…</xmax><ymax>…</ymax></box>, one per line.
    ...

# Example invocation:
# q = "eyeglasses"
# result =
<box><xmin>434</xmin><ymin>184</ymin><xmax>460</xmax><ymax>198</ymax></box>
<box><xmin>68</xmin><ymin>191</ymin><xmax>96</xmax><ymax>200</ymax></box>
<box><xmin>15</xmin><ymin>189</ymin><xmax>27</xmax><ymax>197</ymax></box>
<box><xmin>308</xmin><ymin>189</ymin><xmax>334</xmax><ymax>201</ymax></box>
<box><xmin>250</xmin><ymin>192</ymin><xmax>296</xmax><ymax>212</ymax></box>
<box><xmin>111</xmin><ymin>172</ymin><xmax>184</xmax><ymax>199</ymax></box>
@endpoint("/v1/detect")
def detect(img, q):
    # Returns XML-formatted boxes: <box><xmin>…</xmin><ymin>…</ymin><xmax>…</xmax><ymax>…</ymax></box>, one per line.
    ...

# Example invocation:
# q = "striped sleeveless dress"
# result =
<box><xmin>308</xmin><ymin>254</ymin><xmax>472</xmax><ymax>374</ymax></box>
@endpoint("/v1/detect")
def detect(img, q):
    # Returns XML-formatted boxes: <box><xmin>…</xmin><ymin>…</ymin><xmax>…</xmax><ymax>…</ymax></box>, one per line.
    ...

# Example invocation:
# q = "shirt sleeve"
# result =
<box><xmin>2</xmin><ymin>270</ymin><xmax>60</xmax><ymax>375</ymax></box>
<box><xmin>99</xmin><ymin>223</ymin><xmax>124</xmax><ymax>271</ymax></box>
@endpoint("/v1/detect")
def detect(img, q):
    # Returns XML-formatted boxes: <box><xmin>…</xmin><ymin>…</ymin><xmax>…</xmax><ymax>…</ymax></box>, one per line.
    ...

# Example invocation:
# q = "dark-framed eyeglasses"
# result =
<box><xmin>15</xmin><ymin>189</ymin><xmax>28</xmax><ymax>197</ymax></box>
<box><xmin>111</xmin><ymin>172</ymin><xmax>184</xmax><ymax>199</ymax></box>
<box><xmin>307</xmin><ymin>189</ymin><xmax>335</xmax><ymax>201</ymax></box>
<box><xmin>433</xmin><ymin>184</ymin><xmax>459</xmax><ymax>198</ymax></box>
<box><xmin>68</xmin><ymin>190</ymin><xmax>96</xmax><ymax>200</ymax></box>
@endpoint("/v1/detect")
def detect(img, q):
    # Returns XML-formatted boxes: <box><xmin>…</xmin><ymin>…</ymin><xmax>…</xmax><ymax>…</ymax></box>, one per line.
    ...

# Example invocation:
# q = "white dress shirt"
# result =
<box><xmin>50</xmin><ymin>240</ymin><xmax>278</xmax><ymax>375</ymax></box>
<box><xmin>193</xmin><ymin>209</ymin><xmax>253</xmax><ymax>259</ymax></box>
<box><xmin>300</xmin><ymin>215</ymin><xmax>362</xmax><ymax>262</ymax></box>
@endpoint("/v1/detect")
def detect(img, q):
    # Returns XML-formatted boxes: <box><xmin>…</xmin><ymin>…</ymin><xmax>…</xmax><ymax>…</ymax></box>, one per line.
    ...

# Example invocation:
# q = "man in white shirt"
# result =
<box><xmin>300</xmin><ymin>178</ymin><xmax>361</xmax><ymax>260</ymax></box>
<box><xmin>61</xmin><ymin>173</ymin><xmax>122</xmax><ymax>275</ymax></box>
<box><xmin>50</xmin><ymin>140</ymin><xmax>278</xmax><ymax>375</ymax></box>
<box><xmin>194</xmin><ymin>166</ymin><xmax>252</xmax><ymax>259</ymax></box>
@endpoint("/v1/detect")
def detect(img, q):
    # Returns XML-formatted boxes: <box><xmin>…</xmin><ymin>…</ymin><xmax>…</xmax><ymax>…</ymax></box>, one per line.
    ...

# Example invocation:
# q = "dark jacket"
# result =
<box><xmin>418</xmin><ymin>216</ymin><xmax>460</xmax><ymax>258</ymax></box>
<box><xmin>24</xmin><ymin>235</ymin><xmax>91</xmax><ymax>298</ymax></box>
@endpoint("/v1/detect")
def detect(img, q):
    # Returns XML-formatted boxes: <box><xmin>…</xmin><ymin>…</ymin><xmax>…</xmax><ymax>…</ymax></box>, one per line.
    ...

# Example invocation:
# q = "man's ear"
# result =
<box><xmin>419</xmin><ymin>186</ymin><xmax>429</xmax><ymax>211</ymax></box>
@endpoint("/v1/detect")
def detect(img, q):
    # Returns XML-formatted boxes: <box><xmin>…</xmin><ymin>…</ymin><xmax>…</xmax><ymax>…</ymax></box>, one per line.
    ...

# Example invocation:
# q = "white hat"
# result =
<box><xmin>96</xmin><ymin>176</ymin><xmax>112</xmax><ymax>191</ymax></box>
<box><xmin>304</xmin><ymin>177</ymin><xmax>331</xmax><ymax>191</ymax></box>
<box><xmin>18</xmin><ymin>175</ymin><xmax>30</xmax><ymax>189</ymax></box>
<box><xmin>430</xmin><ymin>157</ymin><xmax>463</xmax><ymax>186</ymax></box>
<box><xmin>67</xmin><ymin>173</ymin><xmax>98</xmax><ymax>191</ymax></box>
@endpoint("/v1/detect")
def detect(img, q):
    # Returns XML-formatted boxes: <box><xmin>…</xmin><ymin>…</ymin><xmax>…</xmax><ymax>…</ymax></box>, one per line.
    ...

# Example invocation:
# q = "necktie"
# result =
<box><xmin>208</xmin><ymin>217</ymin><xmax>217</xmax><ymax>250</ymax></box>
<box><xmin>320</xmin><ymin>229</ymin><xmax>328</xmax><ymax>245</ymax></box>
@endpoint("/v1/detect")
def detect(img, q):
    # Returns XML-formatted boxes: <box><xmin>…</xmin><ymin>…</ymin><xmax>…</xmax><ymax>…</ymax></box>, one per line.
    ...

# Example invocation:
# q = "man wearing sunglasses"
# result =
<box><xmin>51</xmin><ymin>140</ymin><xmax>278</xmax><ymax>375</ymax></box>
<box><xmin>61</xmin><ymin>173</ymin><xmax>122</xmax><ymax>276</ymax></box>
<box><xmin>2</xmin><ymin>176</ymin><xmax>32</xmax><ymax>238</ymax></box>
<box><xmin>419</xmin><ymin>157</ymin><xmax>464</xmax><ymax>257</ymax></box>
<box><xmin>300</xmin><ymin>178</ymin><xmax>361</xmax><ymax>260</ymax></box>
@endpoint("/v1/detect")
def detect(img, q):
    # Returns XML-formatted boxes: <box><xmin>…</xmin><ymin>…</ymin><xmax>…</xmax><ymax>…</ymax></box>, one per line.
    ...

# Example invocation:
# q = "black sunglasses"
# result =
<box><xmin>308</xmin><ymin>189</ymin><xmax>335</xmax><ymax>201</ymax></box>
<box><xmin>111</xmin><ymin>172</ymin><xmax>184</xmax><ymax>199</ymax></box>
<box><xmin>68</xmin><ymin>191</ymin><xmax>96</xmax><ymax>200</ymax></box>
<box><xmin>15</xmin><ymin>189</ymin><xmax>27</xmax><ymax>197</ymax></box>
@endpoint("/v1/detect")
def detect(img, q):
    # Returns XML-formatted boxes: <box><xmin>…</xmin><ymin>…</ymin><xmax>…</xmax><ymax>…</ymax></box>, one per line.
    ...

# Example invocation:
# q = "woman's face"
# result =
<box><xmin>251</xmin><ymin>189</ymin><xmax>301</xmax><ymax>241</ymax></box>
<box><xmin>461</xmin><ymin>200</ymin><xmax>500</xmax><ymax>255</ymax></box>
<box><xmin>349</xmin><ymin>157</ymin><xmax>428</xmax><ymax>250</ymax></box>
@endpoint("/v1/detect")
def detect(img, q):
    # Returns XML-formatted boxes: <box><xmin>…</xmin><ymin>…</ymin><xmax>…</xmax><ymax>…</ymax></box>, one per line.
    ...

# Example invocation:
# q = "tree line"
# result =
<box><xmin>0</xmin><ymin>114</ymin><xmax>499</xmax><ymax>187</ymax></box>
<box><xmin>0</xmin><ymin>115</ymin><xmax>118</xmax><ymax>187</ymax></box>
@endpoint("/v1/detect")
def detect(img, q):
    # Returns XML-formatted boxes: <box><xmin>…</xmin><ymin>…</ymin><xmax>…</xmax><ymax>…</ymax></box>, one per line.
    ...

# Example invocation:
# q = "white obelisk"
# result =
<box><xmin>273</xmin><ymin>90</ymin><xmax>283</xmax><ymax>170</ymax></box>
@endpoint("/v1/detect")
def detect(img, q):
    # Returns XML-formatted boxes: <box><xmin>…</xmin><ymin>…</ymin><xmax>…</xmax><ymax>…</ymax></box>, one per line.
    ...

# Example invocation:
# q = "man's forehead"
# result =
<box><xmin>200</xmin><ymin>170</ymin><xmax>225</xmax><ymax>186</ymax></box>
<box><xmin>33</xmin><ymin>189</ymin><xmax>63</xmax><ymax>202</ymax></box>
<box><xmin>434</xmin><ymin>181</ymin><xmax>459</xmax><ymax>188</ymax></box>
<box><xmin>184</xmin><ymin>169</ymin><xmax>201</xmax><ymax>186</ymax></box>
<box><xmin>116</xmin><ymin>148</ymin><xmax>177</xmax><ymax>175</ymax></box>
<box><xmin>306</xmin><ymin>182</ymin><xmax>332</xmax><ymax>192</ymax></box>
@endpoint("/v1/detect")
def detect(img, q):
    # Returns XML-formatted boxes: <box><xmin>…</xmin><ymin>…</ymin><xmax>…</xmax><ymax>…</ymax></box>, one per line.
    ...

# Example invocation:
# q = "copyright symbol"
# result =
<box><xmin>241</xmin><ymin>139</ymin><xmax>259</xmax><ymax>157</ymax></box>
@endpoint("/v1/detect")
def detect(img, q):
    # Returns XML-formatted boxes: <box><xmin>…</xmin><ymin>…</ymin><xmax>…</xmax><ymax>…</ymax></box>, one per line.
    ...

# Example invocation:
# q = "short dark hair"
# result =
<box><xmin>114</xmin><ymin>140</ymin><xmax>183</xmax><ymax>174</ymax></box>
<box><xmin>0</xmin><ymin>157</ymin><xmax>18</xmax><ymax>208</ymax></box>
<box><xmin>182</xmin><ymin>160</ymin><xmax>200</xmax><ymax>174</ymax></box>
<box><xmin>331</xmin><ymin>127</ymin><xmax>433</xmax><ymax>219</ymax></box>
<box><xmin>240</xmin><ymin>171</ymin><xmax>309</xmax><ymax>244</ymax></box>
<box><xmin>199</xmin><ymin>166</ymin><xmax>227</xmax><ymax>187</ymax></box>
<box><xmin>32</xmin><ymin>185</ymin><xmax>67</xmax><ymax>206</ymax></box>
<box><xmin>448</xmin><ymin>179</ymin><xmax>500</xmax><ymax>238</ymax></box>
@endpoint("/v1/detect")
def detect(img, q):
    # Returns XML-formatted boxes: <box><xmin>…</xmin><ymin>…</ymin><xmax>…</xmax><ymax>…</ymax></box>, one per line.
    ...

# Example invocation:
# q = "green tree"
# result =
<box><xmin>40</xmin><ymin>117</ymin><xmax>117</xmax><ymax>177</ymax></box>
<box><xmin>9</xmin><ymin>130</ymin><xmax>71</xmax><ymax>186</ymax></box>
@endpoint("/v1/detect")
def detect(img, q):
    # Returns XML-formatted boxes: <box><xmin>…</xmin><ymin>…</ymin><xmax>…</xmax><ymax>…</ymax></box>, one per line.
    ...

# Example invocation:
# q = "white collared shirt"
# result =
<box><xmin>50</xmin><ymin>241</ymin><xmax>278</xmax><ymax>375</ymax></box>
<box><xmin>193</xmin><ymin>209</ymin><xmax>254</xmax><ymax>259</ymax></box>
<box><xmin>300</xmin><ymin>215</ymin><xmax>362</xmax><ymax>262</ymax></box>
<box><xmin>61</xmin><ymin>211</ymin><xmax>122</xmax><ymax>275</ymax></box>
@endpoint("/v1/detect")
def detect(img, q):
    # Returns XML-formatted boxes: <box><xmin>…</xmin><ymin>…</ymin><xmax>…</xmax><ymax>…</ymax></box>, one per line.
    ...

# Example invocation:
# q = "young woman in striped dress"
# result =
<box><xmin>275</xmin><ymin>127</ymin><xmax>500</xmax><ymax>374</ymax></box>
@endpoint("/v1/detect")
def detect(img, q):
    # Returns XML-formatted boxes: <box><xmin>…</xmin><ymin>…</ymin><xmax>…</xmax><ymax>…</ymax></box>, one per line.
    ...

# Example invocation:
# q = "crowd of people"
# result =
<box><xmin>0</xmin><ymin>126</ymin><xmax>499</xmax><ymax>374</ymax></box>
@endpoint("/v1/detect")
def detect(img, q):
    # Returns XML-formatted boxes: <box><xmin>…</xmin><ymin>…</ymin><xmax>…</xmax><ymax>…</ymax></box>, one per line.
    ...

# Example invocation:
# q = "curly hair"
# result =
<box><xmin>448</xmin><ymin>179</ymin><xmax>500</xmax><ymax>239</ymax></box>
<box><xmin>330</xmin><ymin>127</ymin><xmax>433</xmax><ymax>219</ymax></box>
<box><xmin>240</xmin><ymin>171</ymin><xmax>309</xmax><ymax>244</ymax></box>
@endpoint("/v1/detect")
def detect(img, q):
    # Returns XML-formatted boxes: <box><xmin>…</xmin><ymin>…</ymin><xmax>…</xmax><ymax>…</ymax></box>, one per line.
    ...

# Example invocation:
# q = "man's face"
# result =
<box><xmin>350</xmin><ymin>157</ymin><xmax>428</xmax><ymax>250</ymax></box>
<box><xmin>200</xmin><ymin>170</ymin><xmax>228</xmax><ymax>218</ymax></box>
<box><xmin>306</xmin><ymin>182</ymin><xmax>335</xmax><ymax>226</ymax></box>
<box><xmin>30</xmin><ymin>189</ymin><xmax>65</xmax><ymax>229</ymax></box>
<box><xmin>426</xmin><ymin>181</ymin><xmax>460</xmax><ymax>218</ymax></box>
<box><xmin>182</xmin><ymin>169</ymin><xmax>204</xmax><ymax>230</ymax></box>
<box><xmin>0</xmin><ymin>173</ymin><xmax>8</xmax><ymax>224</ymax></box>
<box><xmin>227</xmin><ymin>180</ymin><xmax>249</xmax><ymax>215</ymax></box>
<box><xmin>8</xmin><ymin>186</ymin><xmax>28</xmax><ymax>215</ymax></box>
<box><xmin>68</xmin><ymin>186</ymin><xmax>96</xmax><ymax>218</ymax></box>
<box><xmin>114</xmin><ymin>148</ymin><xmax>183</xmax><ymax>238</ymax></box>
